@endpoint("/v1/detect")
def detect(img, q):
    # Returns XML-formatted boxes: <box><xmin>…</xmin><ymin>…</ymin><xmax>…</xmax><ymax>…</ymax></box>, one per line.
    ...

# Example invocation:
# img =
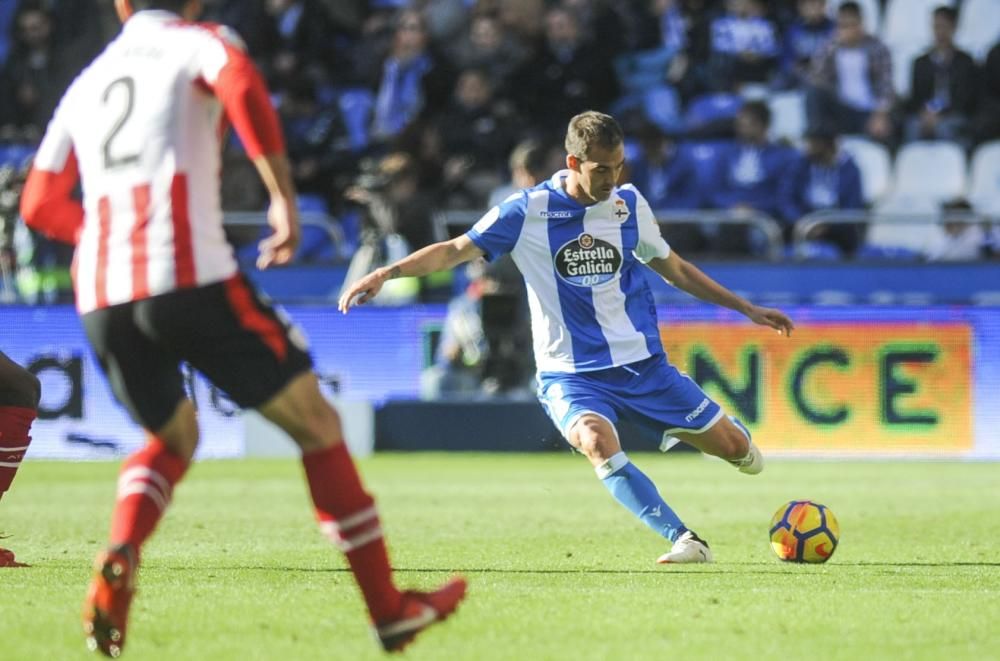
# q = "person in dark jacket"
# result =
<box><xmin>904</xmin><ymin>6</ymin><xmax>978</xmax><ymax>145</ymax></box>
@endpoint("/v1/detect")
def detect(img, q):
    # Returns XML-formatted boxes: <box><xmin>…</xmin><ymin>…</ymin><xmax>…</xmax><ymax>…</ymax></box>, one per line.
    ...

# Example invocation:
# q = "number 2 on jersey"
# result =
<box><xmin>101</xmin><ymin>76</ymin><xmax>140</xmax><ymax>170</ymax></box>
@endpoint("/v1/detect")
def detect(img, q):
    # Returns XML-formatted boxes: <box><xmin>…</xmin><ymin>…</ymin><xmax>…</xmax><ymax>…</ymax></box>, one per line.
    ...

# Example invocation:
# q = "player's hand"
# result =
<box><xmin>747</xmin><ymin>305</ymin><xmax>795</xmax><ymax>337</ymax></box>
<box><xmin>338</xmin><ymin>268</ymin><xmax>389</xmax><ymax>314</ymax></box>
<box><xmin>257</xmin><ymin>196</ymin><xmax>300</xmax><ymax>270</ymax></box>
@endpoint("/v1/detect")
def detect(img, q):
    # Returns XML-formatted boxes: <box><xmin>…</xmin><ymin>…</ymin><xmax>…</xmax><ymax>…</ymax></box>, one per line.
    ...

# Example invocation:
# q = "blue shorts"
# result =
<box><xmin>537</xmin><ymin>354</ymin><xmax>723</xmax><ymax>441</ymax></box>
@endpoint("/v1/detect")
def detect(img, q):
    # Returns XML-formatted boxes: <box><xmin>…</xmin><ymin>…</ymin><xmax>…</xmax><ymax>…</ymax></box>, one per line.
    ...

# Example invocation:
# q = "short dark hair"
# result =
<box><xmin>933</xmin><ymin>6</ymin><xmax>958</xmax><ymax>24</ymax></box>
<box><xmin>740</xmin><ymin>100</ymin><xmax>771</xmax><ymax>129</ymax></box>
<box><xmin>838</xmin><ymin>2</ymin><xmax>863</xmax><ymax>19</ymax></box>
<box><xmin>565</xmin><ymin>111</ymin><xmax>623</xmax><ymax>160</ymax></box>
<box><xmin>131</xmin><ymin>0</ymin><xmax>191</xmax><ymax>12</ymax></box>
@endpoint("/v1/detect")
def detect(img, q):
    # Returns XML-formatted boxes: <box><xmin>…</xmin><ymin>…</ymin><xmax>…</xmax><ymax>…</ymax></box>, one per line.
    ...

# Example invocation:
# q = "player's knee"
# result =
<box><xmin>572</xmin><ymin>418</ymin><xmax>615</xmax><ymax>460</ymax></box>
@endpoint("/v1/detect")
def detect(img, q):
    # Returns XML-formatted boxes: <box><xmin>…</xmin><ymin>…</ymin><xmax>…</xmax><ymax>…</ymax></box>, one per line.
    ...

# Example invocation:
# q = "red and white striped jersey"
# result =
<box><xmin>22</xmin><ymin>10</ymin><xmax>284</xmax><ymax>313</ymax></box>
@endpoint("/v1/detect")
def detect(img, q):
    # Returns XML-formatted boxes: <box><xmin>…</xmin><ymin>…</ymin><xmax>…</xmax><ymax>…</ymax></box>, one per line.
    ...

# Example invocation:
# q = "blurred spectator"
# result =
<box><xmin>973</xmin><ymin>40</ymin><xmax>1000</xmax><ymax>145</ymax></box>
<box><xmin>779</xmin><ymin>0</ymin><xmax>834</xmax><ymax>88</ymax></box>
<box><xmin>257</xmin><ymin>0</ymin><xmax>340</xmax><ymax>91</ymax></box>
<box><xmin>448</xmin><ymin>13</ymin><xmax>528</xmax><ymax>98</ymax></box>
<box><xmin>276</xmin><ymin>77</ymin><xmax>355</xmax><ymax>196</ymax></box>
<box><xmin>509</xmin><ymin>6</ymin><xmax>619</xmax><ymax>132</ymax></box>
<box><xmin>429</xmin><ymin>68</ymin><xmax>519</xmax><ymax>208</ymax></box>
<box><xmin>904</xmin><ymin>6</ymin><xmax>977</xmax><ymax>146</ymax></box>
<box><xmin>488</xmin><ymin>139</ymin><xmax>551</xmax><ymax>208</ymax></box>
<box><xmin>710</xmin><ymin>101</ymin><xmax>791</xmax><ymax>222</ymax></box>
<box><xmin>925</xmin><ymin>199</ymin><xmax>987</xmax><ymax>261</ymax></box>
<box><xmin>495</xmin><ymin>0</ymin><xmax>547</xmax><ymax>51</ymax></box>
<box><xmin>706</xmin><ymin>0</ymin><xmax>781</xmax><ymax>91</ymax></box>
<box><xmin>0</xmin><ymin>163</ymin><xmax>22</xmax><ymax>301</ymax></box>
<box><xmin>421</xmin><ymin>257</ymin><xmax>533</xmax><ymax>399</ymax></box>
<box><xmin>627</xmin><ymin>123</ymin><xmax>700</xmax><ymax>210</ymax></box>
<box><xmin>806</xmin><ymin>1</ymin><xmax>894</xmax><ymax>143</ymax></box>
<box><xmin>346</xmin><ymin>152</ymin><xmax>437</xmax><ymax>252</ymax></box>
<box><xmin>411</xmin><ymin>0</ymin><xmax>468</xmax><ymax>45</ymax></box>
<box><xmin>0</xmin><ymin>2</ymin><xmax>84</xmax><ymax>140</ymax></box>
<box><xmin>370</xmin><ymin>9</ymin><xmax>455</xmax><ymax>144</ymax></box>
<box><xmin>778</xmin><ymin>125</ymin><xmax>864</xmax><ymax>253</ymax></box>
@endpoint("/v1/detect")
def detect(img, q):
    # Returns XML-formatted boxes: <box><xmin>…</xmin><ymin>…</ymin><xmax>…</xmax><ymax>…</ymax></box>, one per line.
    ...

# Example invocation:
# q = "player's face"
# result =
<box><xmin>571</xmin><ymin>143</ymin><xmax>625</xmax><ymax>203</ymax></box>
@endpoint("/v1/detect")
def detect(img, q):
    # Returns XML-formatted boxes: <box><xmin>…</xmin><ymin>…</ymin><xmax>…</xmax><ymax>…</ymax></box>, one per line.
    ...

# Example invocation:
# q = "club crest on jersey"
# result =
<box><xmin>612</xmin><ymin>198</ymin><xmax>630</xmax><ymax>222</ymax></box>
<box><xmin>554</xmin><ymin>233</ymin><xmax>622</xmax><ymax>287</ymax></box>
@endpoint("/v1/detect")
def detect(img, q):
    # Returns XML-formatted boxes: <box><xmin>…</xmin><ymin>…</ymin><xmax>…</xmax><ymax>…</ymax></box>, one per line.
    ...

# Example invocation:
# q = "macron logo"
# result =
<box><xmin>685</xmin><ymin>398</ymin><xmax>710</xmax><ymax>423</ymax></box>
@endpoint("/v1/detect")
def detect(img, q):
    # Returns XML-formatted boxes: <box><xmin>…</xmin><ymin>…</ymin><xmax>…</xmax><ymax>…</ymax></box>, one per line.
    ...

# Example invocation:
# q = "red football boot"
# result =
<box><xmin>83</xmin><ymin>544</ymin><xmax>137</xmax><ymax>658</ymax></box>
<box><xmin>374</xmin><ymin>576</ymin><xmax>468</xmax><ymax>653</ymax></box>
<box><xmin>0</xmin><ymin>546</ymin><xmax>27</xmax><ymax>567</ymax></box>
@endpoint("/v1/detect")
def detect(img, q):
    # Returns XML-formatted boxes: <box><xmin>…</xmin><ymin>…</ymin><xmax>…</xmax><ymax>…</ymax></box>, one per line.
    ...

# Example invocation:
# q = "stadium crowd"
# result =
<box><xmin>2</xmin><ymin>0</ymin><xmax>1000</xmax><ymax>303</ymax></box>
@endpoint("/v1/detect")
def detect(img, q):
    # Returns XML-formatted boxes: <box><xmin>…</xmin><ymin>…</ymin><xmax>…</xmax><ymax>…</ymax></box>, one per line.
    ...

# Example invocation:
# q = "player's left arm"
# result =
<box><xmin>195</xmin><ymin>25</ymin><xmax>296</xmax><ymax>268</ymax></box>
<box><xmin>647</xmin><ymin>251</ymin><xmax>795</xmax><ymax>336</ymax></box>
<box><xmin>20</xmin><ymin>95</ymin><xmax>84</xmax><ymax>245</ymax></box>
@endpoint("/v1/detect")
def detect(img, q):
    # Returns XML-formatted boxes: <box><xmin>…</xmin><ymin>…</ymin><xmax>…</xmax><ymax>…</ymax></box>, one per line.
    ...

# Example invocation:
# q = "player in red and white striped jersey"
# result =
<box><xmin>20</xmin><ymin>1</ymin><xmax>465</xmax><ymax>656</ymax></box>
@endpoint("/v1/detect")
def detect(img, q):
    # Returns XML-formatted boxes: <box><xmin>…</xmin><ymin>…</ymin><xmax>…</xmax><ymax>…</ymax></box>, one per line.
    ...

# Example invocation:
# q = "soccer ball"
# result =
<box><xmin>769</xmin><ymin>500</ymin><xmax>839</xmax><ymax>563</ymax></box>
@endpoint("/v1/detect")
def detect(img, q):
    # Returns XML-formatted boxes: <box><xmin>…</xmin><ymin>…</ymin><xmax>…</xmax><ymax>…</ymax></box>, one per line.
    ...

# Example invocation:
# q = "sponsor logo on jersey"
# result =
<box><xmin>554</xmin><ymin>233</ymin><xmax>622</xmax><ymax>287</ymax></box>
<box><xmin>685</xmin><ymin>397</ymin><xmax>710</xmax><ymax>423</ymax></box>
<box><xmin>541</xmin><ymin>210</ymin><xmax>576</xmax><ymax>219</ymax></box>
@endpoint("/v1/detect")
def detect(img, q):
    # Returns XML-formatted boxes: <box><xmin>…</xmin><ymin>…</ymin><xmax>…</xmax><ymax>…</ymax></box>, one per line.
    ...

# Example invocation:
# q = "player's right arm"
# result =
<box><xmin>337</xmin><ymin>235</ymin><xmax>484</xmax><ymax>313</ymax></box>
<box><xmin>339</xmin><ymin>195</ymin><xmax>525</xmax><ymax>313</ymax></box>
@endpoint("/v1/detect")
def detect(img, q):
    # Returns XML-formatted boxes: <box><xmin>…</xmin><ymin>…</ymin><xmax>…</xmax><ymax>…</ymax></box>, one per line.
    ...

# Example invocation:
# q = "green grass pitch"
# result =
<box><xmin>1</xmin><ymin>454</ymin><xmax>998</xmax><ymax>660</ymax></box>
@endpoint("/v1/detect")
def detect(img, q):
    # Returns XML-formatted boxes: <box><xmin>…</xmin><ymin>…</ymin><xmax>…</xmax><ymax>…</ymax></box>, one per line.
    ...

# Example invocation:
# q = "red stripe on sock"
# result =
<box><xmin>303</xmin><ymin>443</ymin><xmax>401</xmax><ymax>622</ymax></box>
<box><xmin>223</xmin><ymin>276</ymin><xmax>287</xmax><ymax>361</ymax></box>
<box><xmin>170</xmin><ymin>174</ymin><xmax>196</xmax><ymax>289</ymax></box>
<box><xmin>0</xmin><ymin>407</ymin><xmax>35</xmax><ymax>493</ymax></box>
<box><xmin>109</xmin><ymin>439</ymin><xmax>189</xmax><ymax>551</ymax></box>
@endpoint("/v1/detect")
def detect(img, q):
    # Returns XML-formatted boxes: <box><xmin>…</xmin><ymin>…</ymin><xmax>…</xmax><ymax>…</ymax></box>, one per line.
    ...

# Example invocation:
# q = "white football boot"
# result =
<box><xmin>656</xmin><ymin>530</ymin><xmax>714</xmax><ymax>564</ymax></box>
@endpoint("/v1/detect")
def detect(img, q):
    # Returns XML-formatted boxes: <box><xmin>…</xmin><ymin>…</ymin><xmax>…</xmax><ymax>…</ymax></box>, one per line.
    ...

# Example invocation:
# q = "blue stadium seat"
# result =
<box><xmin>0</xmin><ymin>143</ymin><xmax>35</xmax><ymax>168</ymax></box>
<box><xmin>788</xmin><ymin>241</ymin><xmax>844</xmax><ymax>261</ymax></box>
<box><xmin>856</xmin><ymin>244</ymin><xmax>923</xmax><ymax>261</ymax></box>
<box><xmin>684</xmin><ymin>93</ymin><xmax>743</xmax><ymax>134</ymax></box>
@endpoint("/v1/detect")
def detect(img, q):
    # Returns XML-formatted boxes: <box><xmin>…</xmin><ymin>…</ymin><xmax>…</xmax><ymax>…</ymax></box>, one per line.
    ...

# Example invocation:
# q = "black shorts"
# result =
<box><xmin>81</xmin><ymin>274</ymin><xmax>312</xmax><ymax>431</ymax></box>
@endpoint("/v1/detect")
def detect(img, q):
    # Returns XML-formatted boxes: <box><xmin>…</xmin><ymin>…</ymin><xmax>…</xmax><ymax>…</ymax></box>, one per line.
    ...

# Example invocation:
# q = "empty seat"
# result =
<box><xmin>882</xmin><ymin>0</ymin><xmax>955</xmax><ymax>55</ymax></box>
<box><xmin>866</xmin><ymin>194</ymin><xmax>944</xmax><ymax>256</ymax></box>
<box><xmin>839</xmin><ymin>136</ymin><xmax>891</xmax><ymax>203</ymax></box>
<box><xmin>968</xmin><ymin>141</ymin><xmax>1000</xmax><ymax>215</ymax></box>
<box><xmin>828</xmin><ymin>0</ymin><xmax>881</xmax><ymax>36</ymax></box>
<box><xmin>955</xmin><ymin>0</ymin><xmax>1000</xmax><ymax>61</ymax></box>
<box><xmin>768</xmin><ymin>91</ymin><xmax>806</xmax><ymax>143</ymax></box>
<box><xmin>891</xmin><ymin>140</ymin><xmax>967</xmax><ymax>200</ymax></box>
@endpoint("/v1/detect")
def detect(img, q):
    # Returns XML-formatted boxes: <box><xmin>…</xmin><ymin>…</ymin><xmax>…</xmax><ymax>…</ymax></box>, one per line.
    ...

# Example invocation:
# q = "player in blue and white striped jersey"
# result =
<box><xmin>340</xmin><ymin>111</ymin><xmax>795</xmax><ymax>564</ymax></box>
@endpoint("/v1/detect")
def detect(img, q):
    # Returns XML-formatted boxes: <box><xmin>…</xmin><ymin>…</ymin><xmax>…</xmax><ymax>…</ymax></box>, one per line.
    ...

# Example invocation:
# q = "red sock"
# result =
<box><xmin>109</xmin><ymin>439</ymin><xmax>189</xmax><ymax>554</ymax></box>
<box><xmin>0</xmin><ymin>406</ymin><xmax>36</xmax><ymax>495</ymax></box>
<box><xmin>302</xmin><ymin>442</ymin><xmax>402</xmax><ymax>623</ymax></box>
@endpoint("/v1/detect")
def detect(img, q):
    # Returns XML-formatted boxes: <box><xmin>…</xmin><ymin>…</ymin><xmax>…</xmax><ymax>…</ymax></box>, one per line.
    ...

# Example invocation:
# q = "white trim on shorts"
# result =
<box><xmin>662</xmin><ymin>407</ymin><xmax>725</xmax><ymax>436</ymax></box>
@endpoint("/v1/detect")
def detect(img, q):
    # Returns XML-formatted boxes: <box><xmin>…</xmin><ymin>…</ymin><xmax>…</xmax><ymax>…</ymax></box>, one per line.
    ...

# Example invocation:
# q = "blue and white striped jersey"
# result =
<box><xmin>466</xmin><ymin>170</ymin><xmax>671</xmax><ymax>374</ymax></box>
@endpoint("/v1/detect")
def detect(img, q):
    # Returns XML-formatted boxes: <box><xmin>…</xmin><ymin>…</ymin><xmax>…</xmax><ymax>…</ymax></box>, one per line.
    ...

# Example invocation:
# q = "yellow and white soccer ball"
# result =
<box><xmin>769</xmin><ymin>500</ymin><xmax>840</xmax><ymax>563</ymax></box>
